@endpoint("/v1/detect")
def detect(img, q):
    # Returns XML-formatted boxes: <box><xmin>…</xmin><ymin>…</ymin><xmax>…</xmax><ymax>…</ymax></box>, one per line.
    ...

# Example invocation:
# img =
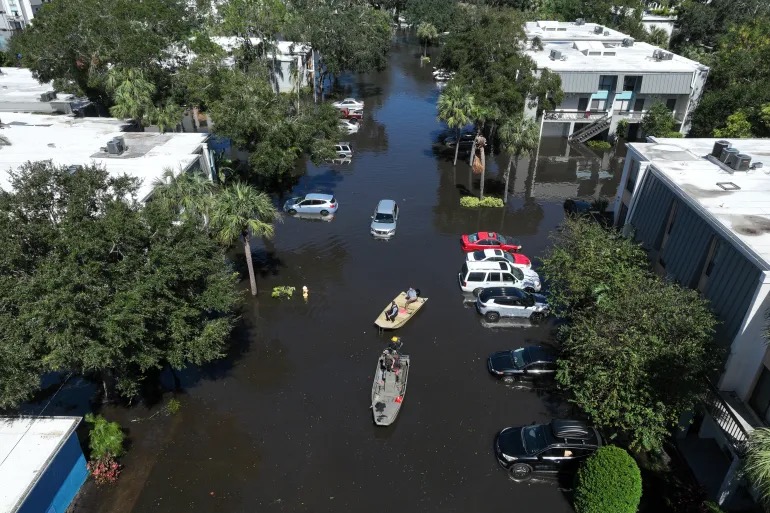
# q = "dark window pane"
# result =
<box><xmin>468</xmin><ymin>272</ymin><xmax>485</xmax><ymax>282</ymax></box>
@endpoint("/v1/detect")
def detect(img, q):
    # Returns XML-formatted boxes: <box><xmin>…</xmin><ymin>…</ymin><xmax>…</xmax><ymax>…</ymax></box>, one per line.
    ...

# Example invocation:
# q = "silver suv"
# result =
<box><xmin>475</xmin><ymin>287</ymin><xmax>549</xmax><ymax>323</ymax></box>
<box><xmin>283</xmin><ymin>193</ymin><xmax>339</xmax><ymax>216</ymax></box>
<box><xmin>370</xmin><ymin>199</ymin><xmax>398</xmax><ymax>238</ymax></box>
<box><xmin>334</xmin><ymin>142</ymin><xmax>353</xmax><ymax>158</ymax></box>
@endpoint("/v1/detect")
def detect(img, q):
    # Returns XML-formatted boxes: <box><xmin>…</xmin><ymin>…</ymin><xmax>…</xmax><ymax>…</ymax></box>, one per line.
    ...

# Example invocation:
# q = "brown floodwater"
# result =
<box><xmin>69</xmin><ymin>32</ymin><xmax>625</xmax><ymax>513</ymax></box>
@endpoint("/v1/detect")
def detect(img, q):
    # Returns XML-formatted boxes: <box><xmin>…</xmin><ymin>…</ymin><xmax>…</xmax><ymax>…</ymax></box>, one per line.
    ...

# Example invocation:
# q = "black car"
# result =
<box><xmin>494</xmin><ymin>420</ymin><xmax>601</xmax><ymax>482</ymax></box>
<box><xmin>444</xmin><ymin>132</ymin><xmax>475</xmax><ymax>151</ymax></box>
<box><xmin>487</xmin><ymin>345</ymin><xmax>557</xmax><ymax>381</ymax></box>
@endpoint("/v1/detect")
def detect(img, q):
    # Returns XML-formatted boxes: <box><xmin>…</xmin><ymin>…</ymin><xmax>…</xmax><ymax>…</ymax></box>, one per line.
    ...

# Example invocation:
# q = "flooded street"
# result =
<box><xmin>74</xmin><ymin>34</ymin><xmax>624</xmax><ymax>513</ymax></box>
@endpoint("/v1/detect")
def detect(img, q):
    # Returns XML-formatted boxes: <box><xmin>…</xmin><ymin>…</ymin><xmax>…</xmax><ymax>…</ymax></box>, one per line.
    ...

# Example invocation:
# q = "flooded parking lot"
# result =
<box><xmin>73</xmin><ymin>34</ymin><xmax>625</xmax><ymax>513</ymax></box>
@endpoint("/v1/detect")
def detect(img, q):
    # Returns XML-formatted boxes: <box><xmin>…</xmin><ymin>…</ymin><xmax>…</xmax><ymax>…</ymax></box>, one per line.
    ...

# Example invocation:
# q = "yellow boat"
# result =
<box><xmin>374</xmin><ymin>291</ymin><xmax>428</xmax><ymax>330</ymax></box>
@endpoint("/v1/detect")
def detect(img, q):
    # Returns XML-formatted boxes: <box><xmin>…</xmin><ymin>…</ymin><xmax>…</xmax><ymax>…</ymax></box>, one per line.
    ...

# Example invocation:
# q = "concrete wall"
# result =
<box><xmin>17</xmin><ymin>432</ymin><xmax>88</xmax><ymax>513</ymax></box>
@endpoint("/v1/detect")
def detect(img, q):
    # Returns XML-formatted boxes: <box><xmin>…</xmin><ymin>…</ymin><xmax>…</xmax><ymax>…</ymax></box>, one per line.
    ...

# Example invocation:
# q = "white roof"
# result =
<box><xmin>527</xmin><ymin>40</ymin><xmax>704</xmax><ymax>73</ymax></box>
<box><xmin>0</xmin><ymin>67</ymin><xmax>77</xmax><ymax>104</ymax></box>
<box><xmin>630</xmin><ymin>138</ymin><xmax>770</xmax><ymax>270</ymax></box>
<box><xmin>0</xmin><ymin>417</ymin><xmax>81</xmax><ymax>513</ymax></box>
<box><xmin>0</xmin><ymin>112</ymin><xmax>208</xmax><ymax>202</ymax></box>
<box><xmin>524</xmin><ymin>20</ymin><xmax>628</xmax><ymax>42</ymax></box>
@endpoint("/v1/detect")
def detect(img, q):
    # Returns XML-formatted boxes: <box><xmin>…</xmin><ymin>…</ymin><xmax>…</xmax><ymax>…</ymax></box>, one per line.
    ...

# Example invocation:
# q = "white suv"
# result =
<box><xmin>458</xmin><ymin>261</ymin><xmax>529</xmax><ymax>296</ymax></box>
<box><xmin>465</xmin><ymin>249</ymin><xmax>541</xmax><ymax>291</ymax></box>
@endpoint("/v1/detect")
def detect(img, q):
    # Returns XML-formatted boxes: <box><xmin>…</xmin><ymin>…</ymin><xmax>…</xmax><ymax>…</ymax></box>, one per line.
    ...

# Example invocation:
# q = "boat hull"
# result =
<box><xmin>371</xmin><ymin>353</ymin><xmax>409</xmax><ymax>426</ymax></box>
<box><xmin>374</xmin><ymin>292</ymin><xmax>427</xmax><ymax>330</ymax></box>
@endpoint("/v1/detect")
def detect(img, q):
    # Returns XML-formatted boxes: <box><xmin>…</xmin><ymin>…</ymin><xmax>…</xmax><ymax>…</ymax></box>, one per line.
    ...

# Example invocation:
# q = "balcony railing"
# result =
<box><xmin>543</xmin><ymin>110</ymin><xmax>609</xmax><ymax>122</ymax></box>
<box><xmin>703</xmin><ymin>380</ymin><xmax>751</xmax><ymax>456</ymax></box>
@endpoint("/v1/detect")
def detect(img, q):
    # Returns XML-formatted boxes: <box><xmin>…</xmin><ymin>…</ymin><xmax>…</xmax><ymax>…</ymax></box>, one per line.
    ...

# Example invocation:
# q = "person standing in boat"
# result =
<box><xmin>404</xmin><ymin>287</ymin><xmax>419</xmax><ymax>307</ymax></box>
<box><xmin>385</xmin><ymin>301</ymin><xmax>399</xmax><ymax>322</ymax></box>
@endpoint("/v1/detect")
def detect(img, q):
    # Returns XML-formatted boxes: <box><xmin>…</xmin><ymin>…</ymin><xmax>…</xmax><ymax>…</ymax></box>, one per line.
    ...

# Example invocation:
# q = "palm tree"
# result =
<box><xmin>498</xmin><ymin>115</ymin><xmax>540</xmax><ymax>204</ymax></box>
<box><xmin>437</xmin><ymin>83</ymin><xmax>477</xmax><ymax>166</ymax></box>
<box><xmin>152</xmin><ymin>169</ymin><xmax>214</xmax><ymax>226</ymax></box>
<box><xmin>746</xmin><ymin>427</ymin><xmax>770</xmax><ymax>506</ymax></box>
<box><xmin>416</xmin><ymin>22</ymin><xmax>438</xmax><ymax>58</ymax></box>
<box><xmin>209</xmin><ymin>182</ymin><xmax>280</xmax><ymax>296</ymax></box>
<box><xmin>148</xmin><ymin>102</ymin><xmax>184</xmax><ymax>133</ymax></box>
<box><xmin>107</xmin><ymin>68</ymin><xmax>155</xmax><ymax>126</ymax></box>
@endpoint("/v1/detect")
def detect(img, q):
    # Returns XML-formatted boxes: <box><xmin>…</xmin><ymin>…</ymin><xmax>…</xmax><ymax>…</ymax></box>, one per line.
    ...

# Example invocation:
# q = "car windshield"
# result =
<box><xmin>468</xmin><ymin>234</ymin><xmax>479</xmax><ymax>242</ymax></box>
<box><xmin>494</xmin><ymin>234</ymin><xmax>508</xmax><ymax>244</ymax></box>
<box><xmin>521</xmin><ymin>425</ymin><xmax>549</xmax><ymax>455</ymax></box>
<box><xmin>511</xmin><ymin>348</ymin><xmax>525</xmax><ymax>369</ymax></box>
<box><xmin>375</xmin><ymin>213</ymin><xmax>394</xmax><ymax>222</ymax></box>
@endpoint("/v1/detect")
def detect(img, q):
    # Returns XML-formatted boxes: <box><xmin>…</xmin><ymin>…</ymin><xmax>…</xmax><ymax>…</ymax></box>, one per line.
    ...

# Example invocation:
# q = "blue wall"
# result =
<box><xmin>17</xmin><ymin>432</ymin><xmax>88</xmax><ymax>513</ymax></box>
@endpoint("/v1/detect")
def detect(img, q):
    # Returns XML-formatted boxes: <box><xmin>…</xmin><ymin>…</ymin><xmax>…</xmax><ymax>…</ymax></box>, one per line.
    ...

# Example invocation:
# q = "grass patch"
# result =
<box><xmin>460</xmin><ymin>196</ymin><xmax>504</xmax><ymax>208</ymax></box>
<box><xmin>587</xmin><ymin>140</ymin><xmax>612</xmax><ymax>151</ymax></box>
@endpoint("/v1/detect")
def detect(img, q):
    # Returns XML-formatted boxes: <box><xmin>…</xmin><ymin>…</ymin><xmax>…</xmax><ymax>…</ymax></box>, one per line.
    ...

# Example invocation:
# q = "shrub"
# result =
<box><xmin>271</xmin><ymin>286</ymin><xmax>295</xmax><ymax>299</ymax></box>
<box><xmin>87</xmin><ymin>455</ymin><xmax>122</xmax><ymax>485</ymax></box>
<box><xmin>460</xmin><ymin>196</ymin><xmax>504</xmax><ymax>208</ymax></box>
<box><xmin>664</xmin><ymin>131</ymin><xmax>684</xmax><ymax>138</ymax></box>
<box><xmin>420</xmin><ymin>55</ymin><xmax>430</xmax><ymax>64</ymax></box>
<box><xmin>586</xmin><ymin>140</ymin><xmax>612</xmax><ymax>151</ymax></box>
<box><xmin>616</xmin><ymin>119</ymin><xmax>629</xmax><ymax>139</ymax></box>
<box><xmin>85</xmin><ymin>413</ymin><xmax>125</xmax><ymax>460</ymax></box>
<box><xmin>574</xmin><ymin>446</ymin><xmax>642</xmax><ymax>513</ymax></box>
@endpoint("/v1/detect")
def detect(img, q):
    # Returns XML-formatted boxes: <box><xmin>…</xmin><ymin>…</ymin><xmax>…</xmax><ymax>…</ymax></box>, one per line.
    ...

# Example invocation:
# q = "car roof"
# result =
<box><xmin>549</xmin><ymin>420</ymin><xmax>599</xmax><ymax>444</ymax></box>
<box><xmin>475</xmin><ymin>231</ymin><xmax>497</xmax><ymax>239</ymax></box>
<box><xmin>478</xmin><ymin>287</ymin><xmax>527</xmax><ymax>300</ymax></box>
<box><xmin>375</xmin><ymin>199</ymin><xmax>396</xmax><ymax>212</ymax></box>
<box><xmin>304</xmin><ymin>193</ymin><xmax>334</xmax><ymax>201</ymax></box>
<box><xmin>524</xmin><ymin>345</ymin><xmax>557</xmax><ymax>364</ymax></box>
<box><xmin>465</xmin><ymin>261</ymin><xmax>511</xmax><ymax>271</ymax></box>
<box><xmin>337</xmin><ymin>141</ymin><xmax>351</xmax><ymax>146</ymax></box>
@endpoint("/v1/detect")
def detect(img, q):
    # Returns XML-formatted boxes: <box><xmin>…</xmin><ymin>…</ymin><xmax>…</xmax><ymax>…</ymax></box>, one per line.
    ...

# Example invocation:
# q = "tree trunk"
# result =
<box><xmin>480</xmin><ymin>145</ymin><xmax>486</xmax><ymax>199</ymax></box>
<box><xmin>504</xmin><ymin>153</ymin><xmax>514</xmax><ymax>204</ymax></box>
<box><xmin>243</xmin><ymin>234</ymin><xmax>258</xmax><ymax>296</ymax></box>
<box><xmin>453</xmin><ymin>128</ymin><xmax>460</xmax><ymax>166</ymax></box>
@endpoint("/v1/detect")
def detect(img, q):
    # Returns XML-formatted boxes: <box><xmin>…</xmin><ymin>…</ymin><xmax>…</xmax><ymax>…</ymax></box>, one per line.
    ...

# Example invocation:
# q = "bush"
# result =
<box><xmin>272</xmin><ymin>286</ymin><xmax>295</xmax><ymax>299</ymax></box>
<box><xmin>616</xmin><ymin>119</ymin><xmax>629</xmax><ymax>139</ymax></box>
<box><xmin>87</xmin><ymin>456</ymin><xmax>121</xmax><ymax>485</ymax></box>
<box><xmin>574</xmin><ymin>446</ymin><xmax>642</xmax><ymax>513</ymax></box>
<box><xmin>664</xmin><ymin>131</ymin><xmax>684</xmax><ymax>138</ymax></box>
<box><xmin>85</xmin><ymin>413</ymin><xmax>125</xmax><ymax>460</ymax></box>
<box><xmin>586</xmin><ymin>140</ymin><xmax>612</xmax><ymax>151</ymax></box>
<box><xmin>460</xmin><ymin>196</ymin><xmax>504</xmax><ymax>208</ymax></box>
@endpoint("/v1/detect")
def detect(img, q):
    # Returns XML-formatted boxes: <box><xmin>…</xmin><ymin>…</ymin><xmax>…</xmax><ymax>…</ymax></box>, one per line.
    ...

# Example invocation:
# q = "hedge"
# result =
<box><xmin>574</xmin><ymin>446</ymin><xmax>642</xmax><ymax>513</ymax></box>
<box><xmin>460</xmin><ymin>196</ymin><xmax>504</xmax><ymax>208</ymax></box>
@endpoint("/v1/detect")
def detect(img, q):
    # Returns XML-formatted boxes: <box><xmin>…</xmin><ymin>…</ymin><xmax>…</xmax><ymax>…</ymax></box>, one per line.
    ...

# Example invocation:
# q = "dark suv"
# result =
<box><xmin>487</xmin><ymin>345</ymin><xmax>557</xmax><ymax>382</ymax></box>
<box><xmin>494</xmin><ymin>420</ymin><xmax>601</xmax><ymax>481</ymax></box>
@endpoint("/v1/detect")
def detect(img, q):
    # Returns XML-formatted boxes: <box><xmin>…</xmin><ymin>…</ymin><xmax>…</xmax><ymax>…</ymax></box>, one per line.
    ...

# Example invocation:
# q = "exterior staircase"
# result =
<box><xmin>568</xmin><ymin>114</ymin><xmax>611</xmax><ymax>143</ymax></box>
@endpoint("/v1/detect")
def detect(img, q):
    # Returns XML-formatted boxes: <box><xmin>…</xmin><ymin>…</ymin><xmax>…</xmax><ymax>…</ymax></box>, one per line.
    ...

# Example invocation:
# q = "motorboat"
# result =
<box><xmin>371</xmin><ymin>343</ymin><xmax>409</xmax><ymax>426</ymax></box>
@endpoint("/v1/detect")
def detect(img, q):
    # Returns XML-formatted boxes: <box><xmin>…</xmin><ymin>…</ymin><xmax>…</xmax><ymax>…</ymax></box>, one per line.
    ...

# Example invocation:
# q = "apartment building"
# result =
<box><xmin>523</xmin><ymin>20</ymin><xmax>709</xmax><ymax>143</ymax></box>
<box><xmin>614</xmin><ymin>137</ymin><xmax>770</xmax><ymax>507</ymax></box>
<box><xmin>0</xmin><ymin>0</ymin><xmax>47</xmax><ymax>48</ymax></box>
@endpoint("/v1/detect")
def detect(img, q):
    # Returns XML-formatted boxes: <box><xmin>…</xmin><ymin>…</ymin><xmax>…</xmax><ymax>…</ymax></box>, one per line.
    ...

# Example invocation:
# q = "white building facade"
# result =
<box><xmin>614</xmin><ymin>137</ymin><xmax>770</xmax><ymax>508</ymax></box>
<box><xmin>0</xmin><ymin>0</ymin><xmax>46</xmax><ymax>48</ymax></box>
<box><xmin>523</xmin><ymin>21</ymin><xmax>709</xmax><ymax>142</ymax></box>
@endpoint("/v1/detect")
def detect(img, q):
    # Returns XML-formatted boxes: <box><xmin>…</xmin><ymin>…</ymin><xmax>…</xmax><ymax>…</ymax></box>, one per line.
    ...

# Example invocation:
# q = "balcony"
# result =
<box><xmin>543</xmin><ymin>110</ymin><xmax>609</xmax><ymax>122</ymax></box>
<box><xmin>702</xmin><ymin>380</ymin><xmax>759</xmax><ymax>456</ymax></box>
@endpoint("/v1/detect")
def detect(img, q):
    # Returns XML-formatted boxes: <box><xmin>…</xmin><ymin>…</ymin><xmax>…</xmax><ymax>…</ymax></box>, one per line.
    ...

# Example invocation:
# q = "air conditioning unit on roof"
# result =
<box><xmin>622</xmin><ymin>38</ymin><xmax>634</xmax><ymax>47</ymax></box>
<box><xmin>575</xmin><ymin>18</ymin><xmax>585</xmax><ymax>25</ymax></box>
<box><xmin>594</xmin><ymin>25</ymin><xmax>603</xmax><ymax>34</ymax></box>
<box><xmin>653</xmin><ymin>49</ymin><xmax>663</xmax><ymax>60</ymax></box>
<box><xmin>549</xmin><ymin>49</ymin><xmax>562</xmax><ymax>60</ymax></box>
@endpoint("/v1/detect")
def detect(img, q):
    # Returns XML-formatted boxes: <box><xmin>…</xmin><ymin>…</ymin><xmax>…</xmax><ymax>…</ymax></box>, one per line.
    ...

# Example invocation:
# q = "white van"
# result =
<box><xmin>458</xmin><ymin>261</ymin><xmax>527</xmax><ymax>296</ymax></box>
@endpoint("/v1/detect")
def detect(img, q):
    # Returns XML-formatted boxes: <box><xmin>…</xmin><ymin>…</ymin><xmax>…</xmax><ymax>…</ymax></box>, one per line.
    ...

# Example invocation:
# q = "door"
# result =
<box><xmin>503</xmin><ymin>298</ymin><xmax>528</xmax><ymax>318</ymax></box>
<box><xmin>577</xmin><ymin>97</ymin><xmax>589</xmax><ymax>112</ymax></box>
<box><xmin>633</xmin><ymin>98</ymin><xmax>644</xmax><ymax>112</ymax></box>
<box><xmin>501</xmin><ymin>272</ymin><xmax>517</xmax><ymax>288</ymax></box>
<box><xmin>536</xmin><ymin>448</ymin><xmax>567</xmax><ymax>473</ymax></box>
<box><xmin>487</xmin><ymin>272</ymin><xmax>502</xmax><ymax>286</ymax></box>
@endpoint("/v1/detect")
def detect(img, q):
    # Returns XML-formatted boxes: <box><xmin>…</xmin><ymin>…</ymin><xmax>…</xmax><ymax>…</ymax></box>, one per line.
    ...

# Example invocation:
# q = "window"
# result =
<box><xmin>626</xmin><ymin>160</ymin><xmax>640</xmax><ymax>193</ymax></box>
<box><xmin>502</xmin><ymin>273</ymin><xmax>515</xmax><ymax>282</ymax></box>
<box><xmin>590</xmin><ymin>99</ymin><xmax>604</xmax><ymax>110</ymax></box>
<box><xmin>618</xmin><ymin>99</ymin><xmax>630</xmax><ymax>111</ymax></box>
<box><xmin>750</xmin><ymin>367</ymin><xmax>770</xmax><ymax>419</ymax></box>
<box><xmin>633</xmin><ymin>98</ymin><xmax>645</xmax><ymax>112</ymax></box>
<box><xmin>696</xmin><ymin>237</ymin><xmax>723</xmax><ymax>292</ymax></box>
<box><xmin>467</xmin><ymin>272</ymin><xmax>485</xmax><ymax>282</ymax></box>
<box><xmin>488</xmin><ymin>273</ymin><xmax>502</xmax><ymax>282</ymax></box>
<box><xmin>623</xmin><ymin>75</ymin><xmax>642</xmax><ymax>91</ymax></box>
<box><xmin>599</xmin><ymin>75</ymin><xmax>617</xmax><ymax>91</ymax></box>
<box><xmin>577</xmin><ymin>97</ymin><xmax>589</xmax><ymax>111</ymax></box>
<box><xmin>511</xmin><ymin>267</ymin><xmax>524</xmax><ymax>280</ymax></box>
<box><xmin>666</xmin><ymin>98</ymin><xmax>677</xmax><ymax>112</ymax></box>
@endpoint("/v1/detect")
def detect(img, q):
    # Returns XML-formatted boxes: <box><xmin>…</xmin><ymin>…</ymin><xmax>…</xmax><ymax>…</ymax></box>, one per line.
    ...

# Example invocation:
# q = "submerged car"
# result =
<box><xmin>444</xmin><ymin>132</ymin><xmax>475</xmax><ymax>147</ymax></box>
<box><xmin>466</xmin><ymin>250</ymin><xmax>539</xmax><ymax>291</ymax></box>
<box><xmin>283</xmin><ymin>193</ymin><xmax>339</xmax><ymax>216</ymax></box>
<box><xmin>370</xmin><ymin>199</ymin><xmax>399</xmax><ymax>239</ymax></box>
<box><xmin>494</xmin><ymin>420</ymin><xmax>602</xmax><ymax>482</ymax></box>
<box><xmin>332</xmin><ymin>98</ymin><xmax>364</xmax><ymax>110</ymax></box>
<box><xmin>487</xmin><ymin>346</ymin><xmax>557</xmax><ymax>380</ymax></box>
<box><xmin>339</xmin><ymin>118</ymin><xmax>360</xmax><ymax>134</ymax></box>
<box><xmin>334</xmin><ymin>142</ymin><xmax>353</xmax><ymax>158</ymax></box>
<box><xmin>461</xmin><ymin>232</ymin><xmax>522</xmax><ymax>252</ymax></box>
<box><xmin>475</xmin><ymin>287</ymin><xmax>549</xmax><ymax>323</ymax></box>
<box><xmin>458</xmin><ymin>262</ymin><xmax>534</xmax><ymax>295</ymax></box>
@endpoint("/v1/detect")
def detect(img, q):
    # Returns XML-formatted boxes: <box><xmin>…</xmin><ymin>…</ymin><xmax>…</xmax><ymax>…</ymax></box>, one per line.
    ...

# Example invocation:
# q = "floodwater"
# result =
<box><xmin>71</xmin><ymin>33</ymin><xmax>624</xmax><ymax>513</ymax></box>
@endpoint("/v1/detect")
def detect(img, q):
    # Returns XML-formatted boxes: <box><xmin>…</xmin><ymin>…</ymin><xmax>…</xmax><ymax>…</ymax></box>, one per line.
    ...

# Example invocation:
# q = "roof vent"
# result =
<box><xmin>751</xmin><ymin>162</ymin><xmax>764</xmax><ymax>170</ymax></box>
<box><xmin>732</xmin><ymin>154</ymin><xmax>751</xmax><ymax>171</ymax></box>
<box><xmin>661</xmin><ymin>51</ymin><xmax>674</xmax><ymax>60</ymax></box>
<box><xmin>622</xmin><ymin>38</ymin><xmax>634</xmax><ymax>47</ymax></box>
<box><xmin>39</xmin><ymin>91</ymin><xmax>56</xmax><ymax>102</ymax></box>
<box><xmin>594</xmin><ymin>25</ymin><xmax>603</xmax><ymax>34</ymax></box>
<box><xmin>604</xmin><ymin>31</ymin><xmax>610</xmax><ymax>36</ymax></box>
<box><xmin>549</xmin><ymin>49</ymin><xmax>562</xmax><ymax>60</ymax></box>
<box><xmin>653</xmin><ymin>49</ymin><xmax>662</xmax><ymax>60</ymax></box>
<box><xmin>720</xmin><ymin>147</ymin><xmax>739</xmax><ymax>164</ymax></box>
<box><xmin>575</xmin><ymin>18</ymin><xmax>585</xmax><ymax>25</ymax></box>
<box><xmin>716</xmin><ymin>182</ymin><xmax>740</xmax><ymax>191</ymax></box>
<box><xmin>106</xmin><ymin>136</ymin><xmax>126</xmax><ymax>155</ymax></box>
<box><xmin>712</xmin><ymin>140</ymin><xmax>730</xmax><ymax>158</ymax></box>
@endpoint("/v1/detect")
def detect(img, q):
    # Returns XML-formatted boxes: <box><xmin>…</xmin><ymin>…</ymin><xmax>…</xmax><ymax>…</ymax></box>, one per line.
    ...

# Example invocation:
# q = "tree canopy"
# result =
<box><xmin>0</xmin><ymin>162</ymin><xmax>240</xmax><ymax>407</ymax></box>
<box><xmin>642</xmin><ymin>102</ymin><xmax>680</xmax><ymax>138</ymax></box>
<box><xmin>541</xmin><ymin>218</ymin><xmax>720</xmax><ymax>452</ymax></box>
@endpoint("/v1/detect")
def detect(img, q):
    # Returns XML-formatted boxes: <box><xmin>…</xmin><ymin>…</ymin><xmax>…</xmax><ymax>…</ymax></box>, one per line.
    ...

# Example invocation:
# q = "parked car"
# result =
<box><xmin>461</xmin><ymin>231</ymin><xmax>522</xmax><ymax>252</ymax></box>
<box><xmin>475</xmin><ymin>287</ymin><xmax>549</xmax><ymax>322</ymax></box>
<box><xmin>494</xmin><ymin>420</ymin><xmax>602</xmax><ymax>482</ymax></box>
<box><xmin>444</xmin><ymin>132</ymin><xmax>475</xmax><ymax>148</ymax></box>
<box><xmin>458</xmin><ymin>262</ymin><xmax>534</xmax><ymax>295</ymax></box>
<box><xmin>370</xmin><ymin>199</ymin><xmax>399</xmax><ymax>239</ymax></box>
<box><xmin>332</xmin><ymin>98</ymin><xmax>364</xmax><ymax>110</ymax></box>
<box><xmin>465</xmin><ymin>250</ymin><xmax>539</xmax><ymax>291</ymax></box>
<box><xmin>339</xmin><ymin>119</ymin><xmax>360</xmax><ymax>134</ymax></box>
<box><xmin>283</xmin><ymin>193</ymin><xmax>339</xmax><ymax>216</ymax></box>
<box><xmin>334</xmin><ymin>142</ymin><xmax>353</xmax><ymax>158</ymax></box>
<box><xmin>487</xmin><ymin>345</ymin><xmax>557</xmax><ymax>381</ymax></box>
<box><xmin>340</xmin><ymin>107</ymin><xmax>363</xmax><ymax>120</ymax></box>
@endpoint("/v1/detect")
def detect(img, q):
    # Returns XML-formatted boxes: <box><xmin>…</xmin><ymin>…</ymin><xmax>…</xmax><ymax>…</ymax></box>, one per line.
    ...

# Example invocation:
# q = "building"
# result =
<box><xmin>0</xmin><ymin>416</ymin><xmax>87</xmax><ymax>513</ymax></box>
<box><xmin>613</xmin><ymin>137</ymin><xmax>770</xmax><ymax>507</ymax></box>
<box><xmin>0</xmin><ymin>112</ymin><xmax>214</xmax><ymax>202</ymax></box>
<box><xmin>0</xmin><ymin>67</ymin><xmax>91</xmax><ymax>115</ymax></box>
<box><xmin>0</xmin><ymin>0</ymin><xmax>47</xmax><ymax>48</ymax></box>
<box><xmin>523</xmin><ymin>20</ymin><xmax>709</xmax><ymax>142</ymax></box>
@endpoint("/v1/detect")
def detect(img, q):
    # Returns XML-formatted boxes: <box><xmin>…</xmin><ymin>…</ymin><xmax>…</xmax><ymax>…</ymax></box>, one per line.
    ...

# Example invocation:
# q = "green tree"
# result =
<box><xmin>713</xmin><ymin>110</ymin><xmax>754</xmax><ymax>138</ymax></box>
<box><xmin>574</xmin><ymin>446</ymin><xmax>642</xmax><ymax>513</ymax></box>
<box><xmin>107</xmin><ymin>68</ymin><xmax>155</xmax><ymax>123</ymax></box>
<box><xmin>210</xmin><ymin>182</ymin><xmax>280</xmax><ymax>296</ymax></box>
<box><xmin>745</xmin><ymin>428</ymin><xmax>770</xmax><ymax>506</ymax></box>
<box><xmin>403</xmin><ymin>0</ymin><xmax>459</xmax><ymax>32</ymax></box>
<box><xmin>542</xmin><ymin>218</ymin><xmax>720</xmax><ymax>452</ymax></box>
<box><xmin>219</xmin><ymin>0</ymin><xmax>290</xmax><ymax>64</ymax></box>
<box><xmin>0</xmin><ymin>162</ymin><xmax>240</xmax><ymax>406</ymax></box>
<box><xmin>642</xmin><ymin>101</ymin><xmax>678</xmax><ymax>137</ymax></box>
<box><xmin>498</xmin><ymin>115</ymin><xmax>539</xmax><ymax>204</ymax></box>
<box><xmin>643</xmin><ymin>26</ymin><xmax>670</xmax><ymax>48</ymax></box>
<box><xmin>416</xmin><ymin>22</ymin><xmax>439</xmax><ymax>57</ymax></box>
<box><xmin>85</xmin><ymin>413</ymin><xmax>125</xmax><ymax>460</ymax></box>
<box><xmin>437</xmin><ymin>83</ymin><xmax>477</xmax><ymax>166</ymax></box>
